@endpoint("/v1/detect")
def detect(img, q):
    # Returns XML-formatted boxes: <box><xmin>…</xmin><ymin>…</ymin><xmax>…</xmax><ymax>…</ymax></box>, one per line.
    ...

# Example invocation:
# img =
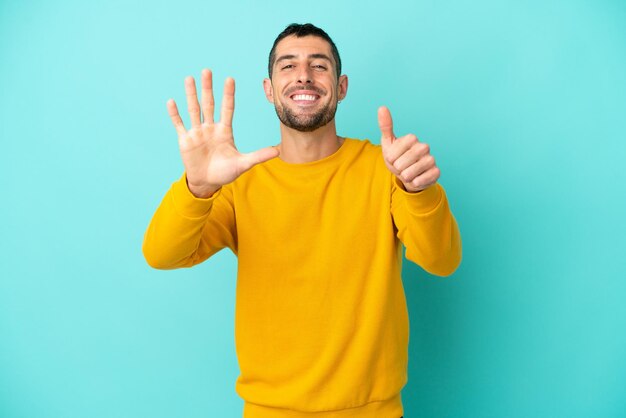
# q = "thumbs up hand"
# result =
<box><xmin>378</xmin><ymin>106</ymin><xmax>440</xmax><ymax>193</ymax></box>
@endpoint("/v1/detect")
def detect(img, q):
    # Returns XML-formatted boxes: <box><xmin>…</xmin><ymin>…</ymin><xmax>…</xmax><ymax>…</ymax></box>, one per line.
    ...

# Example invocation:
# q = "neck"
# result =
<box><xmin>276</xmin><ymin>120</ymin><xmax>344</xmax><ymax>163</ymax></box>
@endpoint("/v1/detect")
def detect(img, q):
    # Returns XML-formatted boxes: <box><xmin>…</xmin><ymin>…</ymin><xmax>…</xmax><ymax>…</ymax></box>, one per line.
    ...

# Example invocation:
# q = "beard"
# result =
<box><xmin>274</xmin><ymin>93</ymin><xmax>338</xmax><ymax>132</ymax></box>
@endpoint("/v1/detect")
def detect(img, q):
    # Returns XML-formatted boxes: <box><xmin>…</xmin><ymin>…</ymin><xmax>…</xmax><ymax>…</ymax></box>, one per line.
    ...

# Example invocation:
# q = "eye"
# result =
<box><xmin>281</xmin><ymin>64</ymin><xmax>294</xmax><ymax>70</ymax></box>
<box><xmin>312</xmin><ymin>64</ymin><xmax>327</xmax><ymax>71</ymax></box>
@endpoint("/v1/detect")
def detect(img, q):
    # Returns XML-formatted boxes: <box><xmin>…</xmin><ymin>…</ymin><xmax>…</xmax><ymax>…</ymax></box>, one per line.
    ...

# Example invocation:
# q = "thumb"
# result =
<box><xmin>378</xmin><ymin>106</ymin><xmax>395</xmax><ymax>149</ymax></box>
<box><xmin>239</xmin><ymin>146</ymin><xmax>281</xmax><ymax>171</ymax></box>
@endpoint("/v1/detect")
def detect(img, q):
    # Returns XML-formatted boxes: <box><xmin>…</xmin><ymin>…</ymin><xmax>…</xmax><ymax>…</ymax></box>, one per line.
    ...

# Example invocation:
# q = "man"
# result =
<box><xmin>143</xmin><ymin>23</ymin><xmax>461</xmax><ymax>418</ymax></box>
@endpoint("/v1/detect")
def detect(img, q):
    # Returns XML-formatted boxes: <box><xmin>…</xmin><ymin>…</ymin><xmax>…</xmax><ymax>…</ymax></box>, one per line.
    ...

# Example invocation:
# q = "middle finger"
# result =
<box><xmin>201</xmin><ymin>69</ymin><xmax>215</xmax><ymax>124</ymax></box>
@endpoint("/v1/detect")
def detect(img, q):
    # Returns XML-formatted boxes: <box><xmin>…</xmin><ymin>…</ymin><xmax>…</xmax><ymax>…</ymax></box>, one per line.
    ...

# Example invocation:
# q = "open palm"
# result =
<box><xmin>167</xmin><ymin>69</ymin><xmax>279</xmax><ymax>198</ymax></box>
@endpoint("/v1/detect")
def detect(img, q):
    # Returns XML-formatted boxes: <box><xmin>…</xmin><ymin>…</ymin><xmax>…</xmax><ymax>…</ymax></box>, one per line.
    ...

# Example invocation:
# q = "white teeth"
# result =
<box><xmin>292</xmin><ymin>94</ymin><xmax>318</xmax><ymax>101</ymax></box>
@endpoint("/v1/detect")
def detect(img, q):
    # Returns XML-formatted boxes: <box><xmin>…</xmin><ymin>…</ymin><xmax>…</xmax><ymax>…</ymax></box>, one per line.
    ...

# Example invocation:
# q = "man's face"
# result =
<box><xmin>264</xmin><ymin>35</ymin><xmax>348</xmax><ymax>132</ymax></box>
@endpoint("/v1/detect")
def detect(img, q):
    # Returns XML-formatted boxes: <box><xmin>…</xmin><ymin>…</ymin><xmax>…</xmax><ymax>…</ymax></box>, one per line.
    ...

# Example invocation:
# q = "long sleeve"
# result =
<box><xmin>140</xmin><ymin>139</ymin><xmax>460</xmax><ymax>417</ymax></box>
<box><xmin>142</xmin><ymin>173</ymin><xmax>237</xmax><ymax>269</ymax></box>
<box><xmin>390</xmin><ymin>176</ymin><xmax>462</xmax><ymax>276</ymax></box>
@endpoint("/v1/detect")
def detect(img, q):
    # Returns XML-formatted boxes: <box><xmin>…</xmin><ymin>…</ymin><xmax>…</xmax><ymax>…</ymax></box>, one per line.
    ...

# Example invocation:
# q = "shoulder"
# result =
<box><xmin>339</xmin><ymin>138</ymin><xmax>394</xmax><ymax>196</ymax></box>
<box><xmin>343</xmin><ymin>137</ymin><xmax>382</xmax><ymax>158</ymax></box>
<box><xmin>341</xmin><ymin>138</ymin><xmax>391</xmax><ymax>182</ymax></box>
<box><xmin>343</xmin><ymin>137</ymin><xmax>385</xmax><ymax>167</ymax></box>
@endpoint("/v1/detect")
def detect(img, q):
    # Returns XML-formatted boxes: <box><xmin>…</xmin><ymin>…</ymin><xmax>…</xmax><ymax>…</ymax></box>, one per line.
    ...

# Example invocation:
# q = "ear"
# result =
<box><xmin>263</xmin><ymin>78</ymin><xmax>274</xmax><ymax>103</ymax></box>
<box><xmin>337</xmin><ymin>74</ymin><xmax>348</xmax><ymax>101</ymax></box>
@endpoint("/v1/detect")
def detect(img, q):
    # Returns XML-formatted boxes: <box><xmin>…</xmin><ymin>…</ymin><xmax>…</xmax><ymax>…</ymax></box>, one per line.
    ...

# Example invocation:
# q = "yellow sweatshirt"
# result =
<box><xmin>143</xmin><ymin>138</ymin><xmax>461</xmax><ymax>417</ymax></box>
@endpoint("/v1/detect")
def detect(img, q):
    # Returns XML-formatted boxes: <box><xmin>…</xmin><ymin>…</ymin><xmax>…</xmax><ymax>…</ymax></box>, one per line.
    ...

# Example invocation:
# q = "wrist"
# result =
<box><xmin>186</xmin><ymin>178</ymin><xmax>220</xmax><ymax>199</ymax></box>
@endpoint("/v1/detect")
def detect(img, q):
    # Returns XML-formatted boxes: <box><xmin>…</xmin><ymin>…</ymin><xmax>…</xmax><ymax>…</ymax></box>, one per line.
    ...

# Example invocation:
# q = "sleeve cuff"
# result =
<box><xmin>170</xmin><ymin>173</ymin><xmax>222</xmax><ymax>218</ymax></box>
<box><xmin>393</xmin><ymin>177</ymin><xmax>443</xmax><ymax>214</ymax></box>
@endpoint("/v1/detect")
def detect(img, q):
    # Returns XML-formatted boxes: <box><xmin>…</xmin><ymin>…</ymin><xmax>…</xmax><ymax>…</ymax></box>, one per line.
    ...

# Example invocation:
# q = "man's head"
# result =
<box><xmin>264</xmin><ymin>23</ymin><xmax>348</xmax><ymax>132</ymax></box>
<box><xmin>268</xmin><ymin>23</ymin><xmax>342</xmax><ymax>80</ymax></box>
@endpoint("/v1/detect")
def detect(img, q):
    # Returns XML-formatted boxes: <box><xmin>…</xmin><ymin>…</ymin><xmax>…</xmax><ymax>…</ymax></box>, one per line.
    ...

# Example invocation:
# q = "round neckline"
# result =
<box><xmin>269</xmin><ymin>137</ymin><xmax>354</xmax><ymax>171</ymax></box>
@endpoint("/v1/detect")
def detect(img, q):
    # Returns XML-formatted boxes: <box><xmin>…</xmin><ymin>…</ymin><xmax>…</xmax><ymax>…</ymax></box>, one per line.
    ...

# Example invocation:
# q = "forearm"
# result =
<box><xmin>393</xmin><ymin>181</ymin><xmax>462</xmax><ymax>276</ymax></box>
<box><xmin>142</xmin><ymin>175</ymin><xmax>218</xmax><ymax>269</ymax></box>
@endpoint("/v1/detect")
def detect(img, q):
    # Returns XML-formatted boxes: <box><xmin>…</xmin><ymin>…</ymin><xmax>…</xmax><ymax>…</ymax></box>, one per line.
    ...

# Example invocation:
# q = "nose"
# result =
<box><xmin>296</xmin><ymin>67</ymin><xmax>313</xmax><ymax>84</ymax></box>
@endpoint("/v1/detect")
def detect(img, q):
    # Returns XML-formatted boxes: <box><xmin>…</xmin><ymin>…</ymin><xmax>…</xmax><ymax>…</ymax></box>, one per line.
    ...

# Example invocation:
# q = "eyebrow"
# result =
<box><xmin>275</xmin><ymin>53</ymin><xmax>333</xmax><ymax>66</ymax></box>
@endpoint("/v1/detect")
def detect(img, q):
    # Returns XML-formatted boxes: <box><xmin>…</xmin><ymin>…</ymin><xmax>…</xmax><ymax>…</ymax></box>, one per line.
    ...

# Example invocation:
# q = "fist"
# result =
<box><xmin>378</xmin><ymin>106</ymin><xmax>440</xmax><ymax>193</ymax></box>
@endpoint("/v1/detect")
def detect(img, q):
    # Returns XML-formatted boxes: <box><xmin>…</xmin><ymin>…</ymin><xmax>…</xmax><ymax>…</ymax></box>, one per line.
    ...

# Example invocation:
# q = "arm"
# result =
<box><xmin>142</xmin><ymin>69</ymin><xmax>279</xmax><ymax>269</ymax></box>
<box><xmin>379</xmin><ymin>106</ymin><xmax>462</xmax><ymax>276</ymax></box>
<box><xmin>390</xmin><ymin>177</ymin><xmax>461</xmax><ymax>276</ymax></box>
<box><xmin>142</xmin><ymin>174</ymin><xmax>237</xmax><ymax>269</ymax></box>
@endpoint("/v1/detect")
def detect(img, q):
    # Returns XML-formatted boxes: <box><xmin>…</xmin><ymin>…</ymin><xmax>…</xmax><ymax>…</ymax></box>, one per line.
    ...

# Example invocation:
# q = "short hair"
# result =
<box><xmin>268</xmin><ymin>23</ymin><xmax>342</xmax><ymax>80</ymax></box>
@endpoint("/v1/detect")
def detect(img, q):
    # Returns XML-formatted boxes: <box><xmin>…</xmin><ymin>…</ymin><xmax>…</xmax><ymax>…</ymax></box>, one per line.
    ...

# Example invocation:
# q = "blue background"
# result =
<box><xmin>1</xmin><ymin>0</ymin><xmax>625</xmax><ymax>417</ymax></box>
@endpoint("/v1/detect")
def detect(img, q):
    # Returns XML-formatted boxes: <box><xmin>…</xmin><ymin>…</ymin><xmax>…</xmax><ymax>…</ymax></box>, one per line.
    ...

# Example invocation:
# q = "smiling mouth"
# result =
<box><xmin>290</xmin><ymin>93</ymin><xmax>321</xmax><ymax>104</ymax></box>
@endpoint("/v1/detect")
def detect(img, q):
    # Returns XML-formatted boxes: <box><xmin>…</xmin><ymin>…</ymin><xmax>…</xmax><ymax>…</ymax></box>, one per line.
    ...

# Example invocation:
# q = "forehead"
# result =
<box><xmin>274</xmin><ymin>35</ymin><xmax>333</xmax><ymax>60</ymax></box>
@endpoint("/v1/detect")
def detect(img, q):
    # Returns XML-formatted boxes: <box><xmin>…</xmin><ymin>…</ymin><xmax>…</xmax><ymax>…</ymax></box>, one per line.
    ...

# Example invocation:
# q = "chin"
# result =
<box><xmin>275</xmin><ymin>103</ymin><xmax>337</xmax><ymax>133</ymax></box>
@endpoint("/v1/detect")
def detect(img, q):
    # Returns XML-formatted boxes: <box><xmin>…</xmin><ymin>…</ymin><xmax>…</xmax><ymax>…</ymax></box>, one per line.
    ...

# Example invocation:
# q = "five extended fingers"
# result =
<box><xmin>167</xmin><ymin>69</ymin><xmax>234</xmax><ymax>136</ymax></box>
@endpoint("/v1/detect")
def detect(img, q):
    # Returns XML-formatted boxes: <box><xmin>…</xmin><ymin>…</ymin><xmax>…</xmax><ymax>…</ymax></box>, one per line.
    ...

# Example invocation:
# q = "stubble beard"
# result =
<box><xmin>274</xmin><ymin>96</ymin><xmax>338</xmax><ymax>132</ymax></box>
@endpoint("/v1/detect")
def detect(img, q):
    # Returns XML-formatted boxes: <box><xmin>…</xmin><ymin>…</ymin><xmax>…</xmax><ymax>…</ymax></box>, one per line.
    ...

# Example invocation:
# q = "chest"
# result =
<box><xmin>233</xmin><ymin>165</ymin><xmax>393</xmax><ymax>258</ymax></box>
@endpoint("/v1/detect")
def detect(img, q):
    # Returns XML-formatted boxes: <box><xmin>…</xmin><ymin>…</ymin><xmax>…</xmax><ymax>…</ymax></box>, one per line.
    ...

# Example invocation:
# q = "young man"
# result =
<box><xmin>143</xmin><ymin>23</ymin><xmax>461</xmax><ymax>418</ymax></box>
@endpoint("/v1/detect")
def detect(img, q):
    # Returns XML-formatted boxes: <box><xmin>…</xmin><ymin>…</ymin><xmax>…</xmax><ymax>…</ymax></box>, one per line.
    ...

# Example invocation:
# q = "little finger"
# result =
<box><xmin>400</xmin><ymin>155</ymin><xmax>436</xmax><ymax>184</ymax></box>
<box><xmin>409</xmin><ymin>166</ymin><xmax>441</xmax><ymax>190</ymax></box>
<box><xmin>167</xmin><ymin>99</ymin><xmax>187</xmax><ymax>137</ymax></box>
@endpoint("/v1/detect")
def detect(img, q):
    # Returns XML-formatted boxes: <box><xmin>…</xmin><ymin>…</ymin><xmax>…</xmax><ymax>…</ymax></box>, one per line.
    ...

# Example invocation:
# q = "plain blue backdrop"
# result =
<box><xmin>1</xmin><ymin>0</ymin><xmax>625</xmax><ymax>417</ymax></box>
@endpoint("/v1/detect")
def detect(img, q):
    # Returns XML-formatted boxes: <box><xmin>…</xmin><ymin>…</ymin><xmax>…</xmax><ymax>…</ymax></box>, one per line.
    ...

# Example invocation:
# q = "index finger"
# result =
<box><xmin>185</xmin><ymin>76</ymin><xmax>202</xmax><ymax>128</ymax></box>
<box><xmin>378</xmin><ymin>106</ymin><xmax>395</xmax><ymax>147</ymax></box>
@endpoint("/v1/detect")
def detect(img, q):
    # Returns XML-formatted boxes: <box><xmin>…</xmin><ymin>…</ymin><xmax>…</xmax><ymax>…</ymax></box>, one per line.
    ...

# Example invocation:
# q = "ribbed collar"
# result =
<box><xmin>265</xmin><ymin>137</ymin><xmax>355</xmax><ymax>173</ymax></box>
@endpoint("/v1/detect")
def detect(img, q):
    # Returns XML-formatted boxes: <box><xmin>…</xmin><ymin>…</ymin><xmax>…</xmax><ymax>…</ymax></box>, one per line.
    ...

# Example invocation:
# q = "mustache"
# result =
<box><xmin>285</xmin><ymin>85</ymin><xmax>326</xmax><ymax>96</ymax></box>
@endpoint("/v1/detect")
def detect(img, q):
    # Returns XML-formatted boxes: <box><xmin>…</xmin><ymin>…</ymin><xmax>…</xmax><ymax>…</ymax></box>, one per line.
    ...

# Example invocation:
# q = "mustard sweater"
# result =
<box><xmin>143</xmin><ymin>138</ymin><xmax>461</xmax><ymax>417</ymax></box>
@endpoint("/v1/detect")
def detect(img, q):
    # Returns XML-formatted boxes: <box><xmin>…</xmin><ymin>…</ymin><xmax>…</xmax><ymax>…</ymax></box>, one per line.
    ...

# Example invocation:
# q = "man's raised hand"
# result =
<box><xmin>167</xmin><ymin>69</ymin><xmax>280</xmax><ymax>198</ymax></box>
<box><xmin>378</xmin><ymin>106</ymin><xmax>440</xmax><ymax>193</ymax></box>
